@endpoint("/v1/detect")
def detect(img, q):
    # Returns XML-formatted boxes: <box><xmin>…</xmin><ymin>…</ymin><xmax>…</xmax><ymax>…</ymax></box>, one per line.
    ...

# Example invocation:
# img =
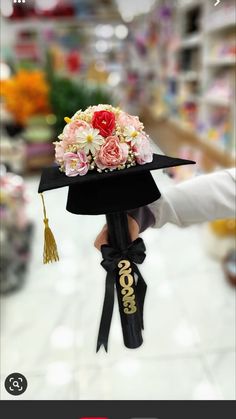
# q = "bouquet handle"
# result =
<box><xmin>106</xmin><ymin>212</ymin><xmax>143</xmax><ymax>349</ymax></box>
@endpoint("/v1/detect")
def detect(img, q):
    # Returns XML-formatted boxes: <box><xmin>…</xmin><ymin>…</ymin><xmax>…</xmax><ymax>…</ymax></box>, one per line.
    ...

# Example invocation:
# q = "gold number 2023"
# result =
<box><xmin>118</xmin><ymin>260</ymin><xmax>137</xmax><ymax>315</ymax></box>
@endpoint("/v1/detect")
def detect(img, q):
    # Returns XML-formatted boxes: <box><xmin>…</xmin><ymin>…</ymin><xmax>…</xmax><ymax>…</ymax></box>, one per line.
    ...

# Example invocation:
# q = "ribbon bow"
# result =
<box><xmin>97</xmin><ymin>238</ymin><xmax>147</xmax><ymax>352</ymax></box>
<box><xmin>101</xmin><ymin>237</ymin><xmax>146</xmax><ymax>272</ymax></box>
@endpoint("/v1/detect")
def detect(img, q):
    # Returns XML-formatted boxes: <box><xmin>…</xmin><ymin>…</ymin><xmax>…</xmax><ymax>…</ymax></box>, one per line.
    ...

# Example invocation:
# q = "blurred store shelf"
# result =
<box><xmin>204</xmin><ymin>57</ymin><xmax>236</xmax><ymax>67</ymax></box>
<box><xmin>169</xmin><ymin>118</ymin><xmax>235</xmax><ymax>168</ymax></box>
<box><xmin>178</xmin><ymin>71</ymin><xmax>200</xmax><ymax>82</ymax></box>
<box><xmin>205</xmin><ymin>15</ymin><xmax>236</xmax><ymax>33</ymax></box>
<box><xmin>179</xmin><ymin>33</ymin><xmax>202</xmax><ymax>49</ymax></box>
<box><xmin>202</xmin><ymin>96</ymin><xmax>232</xmax><ymax>107</ymax></box>
<box><xmin>143</xmin><ymin>108</ymin><xmax>235</xmax><ymax>170</ymax></box>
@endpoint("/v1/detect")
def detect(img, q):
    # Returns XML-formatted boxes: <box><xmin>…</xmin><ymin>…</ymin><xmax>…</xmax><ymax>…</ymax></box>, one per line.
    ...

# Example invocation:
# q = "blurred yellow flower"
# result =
<box><xmin>210</xmin><ymin>219</ymin><xmax>236</xmax><ymax>237</ymax></box>
<box><xmin>1</xmin><ymin>69</ymin><xmax>50</xmax><ymax>125</ymax></box>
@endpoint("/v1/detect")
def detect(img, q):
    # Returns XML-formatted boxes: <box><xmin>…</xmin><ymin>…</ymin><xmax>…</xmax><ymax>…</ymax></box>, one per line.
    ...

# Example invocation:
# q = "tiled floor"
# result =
<box><xmin>0</xmin><ymin>170</ymin><xmax>235</xmax><ymax>400</ymax></box>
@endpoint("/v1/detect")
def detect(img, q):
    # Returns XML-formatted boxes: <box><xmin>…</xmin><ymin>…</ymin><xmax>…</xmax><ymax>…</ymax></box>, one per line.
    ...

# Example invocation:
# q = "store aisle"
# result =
<box><xmin>1</xmin><ymin>171</ymin><xmax>235</xmax><ymax>401</ymax></box>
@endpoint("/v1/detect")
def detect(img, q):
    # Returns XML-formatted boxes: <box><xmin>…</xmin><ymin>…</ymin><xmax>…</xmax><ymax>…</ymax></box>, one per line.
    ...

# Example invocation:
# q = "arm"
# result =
<box><xmin>129</xmin><ymin>168</ymin><xmax>236</xmax><ymax>230</ymax></box>
<box><xmin>95</xmin><ymin>169</ymin><xmax>235</xmax><ymax>250</ymax></box>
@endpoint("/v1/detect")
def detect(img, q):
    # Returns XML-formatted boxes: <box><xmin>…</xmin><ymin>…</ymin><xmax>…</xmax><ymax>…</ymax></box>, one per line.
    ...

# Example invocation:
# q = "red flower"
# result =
<box><xmin>92</xmin><ymin>110</ymin><xmax>115</xmax><ymax>137</ymax></box>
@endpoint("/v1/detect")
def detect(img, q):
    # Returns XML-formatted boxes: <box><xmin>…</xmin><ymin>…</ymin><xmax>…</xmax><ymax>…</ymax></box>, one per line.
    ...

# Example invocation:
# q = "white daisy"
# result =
<box><xmin>123</xmin><ymin>126</ymin><xmax>142</xmax><ymax>145</ymax></box>
<box><xmin>76</xmin><ymin>127</ymin><xmax>104</xmax><ymax>155</ymax></box>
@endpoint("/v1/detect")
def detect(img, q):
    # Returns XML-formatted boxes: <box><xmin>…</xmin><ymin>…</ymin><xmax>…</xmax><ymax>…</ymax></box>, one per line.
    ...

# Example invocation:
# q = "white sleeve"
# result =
<box><xmin>149</xmin><ymin>168</ymin><xmax>236</xmax><ymax>228</ymax></box>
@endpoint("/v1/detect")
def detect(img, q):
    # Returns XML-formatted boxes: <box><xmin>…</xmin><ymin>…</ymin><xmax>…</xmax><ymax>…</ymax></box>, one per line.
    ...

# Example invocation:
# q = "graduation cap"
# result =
<box><xmin>38</xmin><ymin>153</ymin><xmax>194</xmax><ymax>214</ymax></box>
<box><xmin>39</xmin><ymin>153</ymin><xmax>194</xmax><ymax>264</ymax></box>
<box><xmin>38</xmin><ymin>106</ymin><xmax>195</xmax><ymax>350</ymax></box>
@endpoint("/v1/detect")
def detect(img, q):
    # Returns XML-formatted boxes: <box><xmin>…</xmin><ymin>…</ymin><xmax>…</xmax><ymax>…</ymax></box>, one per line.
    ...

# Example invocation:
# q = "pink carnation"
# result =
<box><xmin>133</xmin><ymin>135</ymin><xmax>153</xmax><ymax>165</ymax></box>
<box><xmin>64</xmin><ymin>151</ymin><xmax>89</xmax><ymax>177</ymax></box>
<box><xmin>96</xmin><ymin>136</ymin><xmax>129</xmax><ymax>170</ymax></box>
<box><xmin>117</xmin><ymin>111</ymin><xmax>143</xmax><ymax>131</ymax></box>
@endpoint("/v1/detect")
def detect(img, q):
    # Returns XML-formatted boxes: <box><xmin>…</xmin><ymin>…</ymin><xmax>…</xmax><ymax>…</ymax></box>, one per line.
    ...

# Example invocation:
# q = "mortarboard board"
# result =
<box><xmin>38</xmin><ymin>153</ymin><xmax>194</xmax><ymax>215</ymax></box>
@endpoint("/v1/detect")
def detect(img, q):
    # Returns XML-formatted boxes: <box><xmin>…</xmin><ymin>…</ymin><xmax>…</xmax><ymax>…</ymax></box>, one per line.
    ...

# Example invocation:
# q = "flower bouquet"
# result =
<box><xmin>54</xmin><ymin>104</ymin><xmax>153</xmax><ymax>177</ymax></box>
<box><xmin>39</xmin><ymin>104</ymin><xmax>195</xmax><ymax>351</ymax></box>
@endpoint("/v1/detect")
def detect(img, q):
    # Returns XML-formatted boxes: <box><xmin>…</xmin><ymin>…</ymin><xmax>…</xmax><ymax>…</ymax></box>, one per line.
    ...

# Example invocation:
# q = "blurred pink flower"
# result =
<box><xmin>133</xmin><ymin>135</ymin><xmax>153</xmax><ymax>165</ymax></box>
<box><xmin>64</xmin><ymin>151</ymin><xmax>89</xmax><ymax>177</ymax></box>
<box><xmin>117</xmin><ymin>111</ymin><xmax>143</xmax><ymax>131</ymax></box>
<box><xmin>55</xmin><ymin>142</ymin><xmax>65</xmax><ymax>164</ymax></box>
<box><xmin>96</xmin><ymin>136</ymin><xmax>129</xmax><ymax>169</ymax></box>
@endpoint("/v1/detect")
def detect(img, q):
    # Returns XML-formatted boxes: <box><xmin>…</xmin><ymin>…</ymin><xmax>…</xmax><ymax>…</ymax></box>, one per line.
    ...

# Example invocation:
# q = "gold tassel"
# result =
<box><xmin>40</xmin><ymin>193</ymin><xmax>59</xmax><ymax>264</ymax></box>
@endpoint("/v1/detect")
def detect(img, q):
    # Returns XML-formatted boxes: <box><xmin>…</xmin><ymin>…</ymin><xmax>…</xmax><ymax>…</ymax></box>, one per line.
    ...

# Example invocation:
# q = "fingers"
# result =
<box><xmin>127</xmin><ymin>215</ymin><xmax>139</xmax><ymax>242</ymax></box>
<box><xmin>94</xmin><ymin>224</ymin><xmax>108</xmax><ymax>250</ymax></box>
<box><xmin>94</xmin><ymin>216</ymin><xmax>140</xmax><ymax>251</ymax></box>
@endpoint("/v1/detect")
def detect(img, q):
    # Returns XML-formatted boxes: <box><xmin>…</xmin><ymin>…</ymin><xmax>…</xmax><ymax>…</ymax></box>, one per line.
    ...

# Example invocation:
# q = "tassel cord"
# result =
<box><xmin>40</xmin><ymin>193</ymin><xmax>59</xmax><ymax>264</ymax></box>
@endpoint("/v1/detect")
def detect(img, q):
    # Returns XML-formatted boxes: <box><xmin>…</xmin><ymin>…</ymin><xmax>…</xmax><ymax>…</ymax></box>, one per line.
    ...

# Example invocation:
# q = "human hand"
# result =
<box><xmin>94</xmin><ymin>215</ymin><xmax>140</xmax><ymax>250</ymax></box>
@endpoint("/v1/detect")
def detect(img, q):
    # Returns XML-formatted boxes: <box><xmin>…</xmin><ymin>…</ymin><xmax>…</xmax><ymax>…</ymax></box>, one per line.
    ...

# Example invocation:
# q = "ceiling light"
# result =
<box><xmin>115</xmin><ymin>24</ymin><xmax>128</xmax><ymax>39</ymax></box>
<box><xmin>35</xmin><ymin>0</ymin><xmax>58</xmax><ymax>11</ymax></box>
<box><xmin>95</xmin><ymin>24</ymin><xmax>114</xmax><ymax>39</ymax></box>
<box><xmin>107</xmin><ymin>72</ymin><xmax>121</xmax><ymax>86</ymax></box>
<box><xmin>95</xmin><ymin>40</ymin><xmax>108</xmax><ymax>53</ymax></box>
<box><xmin>0</xmin><ymin>63</ymin><xmax>11</xmax><ymax>80</ymax></box>
<box><xmin>101</xmin><ymin>24</ymin><xmax>114</xmax><ymax>39</ymax></box>
<box><xmin>0</xmin><ymin>1</ymin><xmax>13</xmax><ymax>17</ymax></box>
<box><xmin>116</xmin><ymin>0</ymin><xmax>156</xmax><ymax>19</ymax></box>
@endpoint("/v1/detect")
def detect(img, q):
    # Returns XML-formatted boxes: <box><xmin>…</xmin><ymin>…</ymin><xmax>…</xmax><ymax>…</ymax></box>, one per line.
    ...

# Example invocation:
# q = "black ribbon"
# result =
<box><xmin>96</xmin><ymin>237</ymin><xmax>147</xmax><ymax>352</ymax></box>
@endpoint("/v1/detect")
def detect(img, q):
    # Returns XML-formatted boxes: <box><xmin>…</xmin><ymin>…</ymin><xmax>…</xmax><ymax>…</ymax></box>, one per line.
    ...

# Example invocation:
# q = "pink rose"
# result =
<box><xmin>133</xmin><ymin>135</ymin><xmax>153</xmax><ymax>165</ymax></box>
<box><xmin>117</xmin><ymin>111</ymin><xmax>143</xmax><ymax>131</ymax></box>
<box><xmin>62</xmin><ymin>120</ymin><xmax>89</xmax><ymax>141</ymax></box>
<box><xmin>55</xmin><ymin>142</ymin><xmax>65</xmax><ymax>164</ymax></box>
<box><xmin>96</xmin><ymin>136</ymin><xmax>129</xmax><ymax>169</ymax></box>
<box><xmin>64</xmin><ymin>151</ymin><xmax>89</xmax><ymax>177</ymax></box>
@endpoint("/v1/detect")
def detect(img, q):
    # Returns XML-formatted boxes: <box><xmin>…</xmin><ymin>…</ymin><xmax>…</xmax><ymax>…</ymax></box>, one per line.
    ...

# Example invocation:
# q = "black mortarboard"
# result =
<box><xmin>38</xmin><ymin>153</ymin><xmax>195</xmax><ymax>215</ymax></box>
